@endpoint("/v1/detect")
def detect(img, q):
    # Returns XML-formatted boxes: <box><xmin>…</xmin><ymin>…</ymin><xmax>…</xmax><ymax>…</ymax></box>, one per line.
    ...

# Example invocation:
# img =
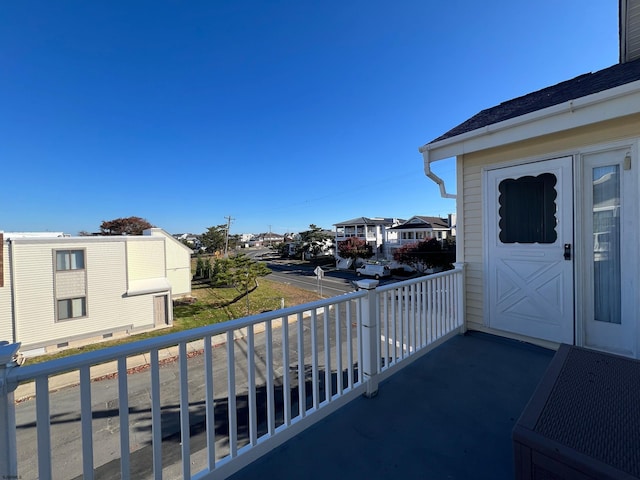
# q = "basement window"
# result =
<box><xmin>58</xmin><ymin>297</ymin><xmax>87</xmax><ymax>321</ymax></box>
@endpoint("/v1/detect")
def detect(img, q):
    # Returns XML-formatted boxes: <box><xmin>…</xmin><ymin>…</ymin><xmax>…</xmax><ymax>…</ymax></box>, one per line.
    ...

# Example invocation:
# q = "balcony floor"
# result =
<box><xmin>229</xmin><ymin>331</ymin><xmax>554</xmax><ymax>480</ymax></box>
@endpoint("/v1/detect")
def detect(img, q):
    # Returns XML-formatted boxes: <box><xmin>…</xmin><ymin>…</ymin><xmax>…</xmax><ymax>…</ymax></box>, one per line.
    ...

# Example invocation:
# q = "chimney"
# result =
<box><xmin>620</xmin><ymin>0</ymin><xmax>640</xmax><ymax>63</ymax></box>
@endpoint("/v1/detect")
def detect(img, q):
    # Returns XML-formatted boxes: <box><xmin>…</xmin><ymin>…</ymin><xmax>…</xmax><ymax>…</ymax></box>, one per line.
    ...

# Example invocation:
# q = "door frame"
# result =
<box><xmin>574</xmin><ymin>141</ymin><xmax>639</xmax><ymax>357</ymax></box>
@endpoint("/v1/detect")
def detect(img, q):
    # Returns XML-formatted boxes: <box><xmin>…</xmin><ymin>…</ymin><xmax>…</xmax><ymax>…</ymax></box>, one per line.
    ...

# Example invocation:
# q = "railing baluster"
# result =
<box><xmin>323</xmin><ymin>306</ymin><xmax>331</xmax><ymax>403</ymax></box>
<box><xmin>311</xmin><ymin>309</ymin><xmax>319</xmax><ymax>410</ymax></box>
<box><xmin>427</xmin><ymin>278</ymin><xmax>434</xmax><ymax>343</ymax></box>
<box><xmin>400</xmin><ymin>286</ymin><xmax>406</xmax><ymax>358</ymax></box>
<box><xmin>247</xmin><ymin>325</ymin><xmax>257</xmax><ymax>446</ymax></box>
<box><xmin>117</xmin><ymin>357</ymin><xmax>130</xmax><ymax>478</ymax></box>
<box><xmin>179</xmin><ymin>342</ymin><xmax>191</xmax><ymax>479</ymax></box>
<box><xmin>265</xmin><ymin>319</ymin><xmax>275</xmax><ymax>436</ymax></box>
<box><xmin>297</xmin><ymin>312</ymin><xmax>305</xmax><ymax>418</ymax></box>
<box><xmin>227</xmin><ymin>331</ymin><xmax>238</xmax><ymax>458</ymax></box>
<box><xmin>150</xmin><ymin>349</ymin><xmax>162</xmax><ymax>479</ymax></box>
<box><xmin>282</xmin><ymin>315</ymin><xmax>292</xmax><ymax>426</ymax></box>
<box><xmin>35</xmin><ymin>376</ymin><xmax>52</xmax><ymax>479</ymax></box>
<box><xmin>435</xmin><ymin>277</ymin><xmax>445</xmax><ymax>337</ymax></box>
<box><xmin>420</xmin><ymin>282</ymin><xmax>426</xmax><ymax>347</ymax></box>
<box><xmin>346</xmin><ymin>301</ymin><xmax>353</xmax><ymax>388</ymax></box>
<box><xmin>204</xmin><ymin>334</ymin><xmax>216</xmax><ymax>470</ymax></box>
<box><xmin>382</xmin><ymin>292</ymin><xmax>389</xmax><ymax>371</ymax></box>
<box><xmin>79</xmin><ymin>365</ymin><xmax>93</xmax><ymax>479</ymax></box>
<box><xmin>391</xmin><ymin>291</ymin><xmax>397</xmax><ymax>363</ymax></box>
<box><xmin>357</xmin><ymin>298</ymin><xmax>363</xmax><ymax>385</ymax></box>
<box><xmin>335</xmin><ymin>304</ymin><xmax>343</xmax><ymax>395</ymax></box>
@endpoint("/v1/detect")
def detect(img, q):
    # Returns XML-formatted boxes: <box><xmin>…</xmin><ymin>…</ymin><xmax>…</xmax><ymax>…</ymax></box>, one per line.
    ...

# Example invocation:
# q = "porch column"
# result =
<box><xmin>453</xmin><ymin>262</ymin><xmax>466</xmax><ymax>333</ymax></box>
<box><xmin>355</xmin><ymin>279</ymin><xmax>380</xmax><ymax>398</ymax></box>
<box><xmin>0</xmin><ymin>342</ymin><xmax>21</xmax><ymax>478</ymax></box>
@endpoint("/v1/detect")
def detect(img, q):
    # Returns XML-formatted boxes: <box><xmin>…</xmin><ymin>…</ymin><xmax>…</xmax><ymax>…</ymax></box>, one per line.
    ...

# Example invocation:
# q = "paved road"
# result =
<box><xmin>15</xmin><ymin>306</ymin><xmax>361</xmax><ymax>479</ymax></box>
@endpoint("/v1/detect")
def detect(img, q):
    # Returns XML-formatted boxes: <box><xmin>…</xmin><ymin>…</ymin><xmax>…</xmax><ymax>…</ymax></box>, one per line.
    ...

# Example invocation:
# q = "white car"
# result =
<box><xmin>356</xmin><ymin>264</ymin><xmax>391</xmax><ymax>279</ymax></box>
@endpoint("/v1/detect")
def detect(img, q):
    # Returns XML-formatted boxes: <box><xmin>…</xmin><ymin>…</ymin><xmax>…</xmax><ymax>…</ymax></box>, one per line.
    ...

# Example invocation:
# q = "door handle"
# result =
<box><xmin>564</xmin><ymin>243</ymin><xmax>571</xmax><ymax>260</ymax></box>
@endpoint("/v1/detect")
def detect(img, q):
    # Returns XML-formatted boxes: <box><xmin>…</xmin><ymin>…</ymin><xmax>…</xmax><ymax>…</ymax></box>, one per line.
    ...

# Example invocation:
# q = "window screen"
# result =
<box><xmin>498</xmin><ymin>173</ymin><xmax>558</xmax><ymax>244</ymax></box>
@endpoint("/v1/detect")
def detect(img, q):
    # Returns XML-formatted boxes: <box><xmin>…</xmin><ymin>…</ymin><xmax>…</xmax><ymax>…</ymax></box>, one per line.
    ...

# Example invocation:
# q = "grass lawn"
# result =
<box><xmin>24</xmin><ymin>278</ymin><xmax>320</xmax><ymax>366</ymax></box>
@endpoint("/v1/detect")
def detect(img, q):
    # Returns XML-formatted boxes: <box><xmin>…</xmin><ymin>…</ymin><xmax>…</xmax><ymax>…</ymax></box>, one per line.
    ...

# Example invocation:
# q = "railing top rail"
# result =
<box><xmin>376</xmin><ymin>265</ymin><xmax>463</xmax><ymax>293</ymax></box>
<box><xmin>8</xmin><ymin>289</ymin><xmax>366</xmax><ymax>384</ymax></box>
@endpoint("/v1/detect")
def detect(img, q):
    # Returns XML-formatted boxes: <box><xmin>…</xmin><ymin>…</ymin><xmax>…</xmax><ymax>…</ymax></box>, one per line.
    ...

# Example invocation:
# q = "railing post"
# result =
<box><xmin>0</xmin><ymin>342</ymin><xmax>21</xmax><ymax>478</ymax></box>
<box><xmin>355</xmin><ymin>279</ymin><xmax>379</xmax><ymax>398</ymax></box>
<box><xmin>453</xmin><ymin>263</ymin><xmax>466</xmax><ymax>334</ymax></box>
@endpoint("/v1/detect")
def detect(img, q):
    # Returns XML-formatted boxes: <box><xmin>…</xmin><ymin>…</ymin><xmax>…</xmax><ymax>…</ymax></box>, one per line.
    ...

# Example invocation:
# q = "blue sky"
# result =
<box><xmin>1</xmin><ymin>1</ymin><xmax>618</xmax><ymax>236</ymax></box>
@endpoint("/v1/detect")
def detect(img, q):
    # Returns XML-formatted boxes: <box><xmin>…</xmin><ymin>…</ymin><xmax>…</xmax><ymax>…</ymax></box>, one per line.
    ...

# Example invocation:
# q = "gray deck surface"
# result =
<box><xmin>229</xmin><ymin>331</ymin><xmax>554</xmax><ymax>480</ymax></box>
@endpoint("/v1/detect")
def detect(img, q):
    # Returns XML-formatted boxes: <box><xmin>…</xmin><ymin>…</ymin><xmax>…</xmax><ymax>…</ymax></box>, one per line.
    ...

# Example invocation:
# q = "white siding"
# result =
<box><xmin>623</xmin><ymin>0</ymin><xmax>640</xmax><ymax>62</ymax></box>
<box><xmin>126</xmin><ymin>238</ymin><xmax>165</xmax><ymax>282</ymax></box>
<box><xmin>0</xmin><ymin>243</ymin><xmax>14</xmax><ymax>341</ymax></box>
<box><xmin>145</xmin><ymin>228</ymin><xmax>192</xmax><ymax>298</ymax></box>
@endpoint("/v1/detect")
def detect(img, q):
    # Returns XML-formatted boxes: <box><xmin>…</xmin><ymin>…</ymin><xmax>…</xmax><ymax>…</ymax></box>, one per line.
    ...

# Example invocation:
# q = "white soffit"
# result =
<box><xmin>420</xmin><ymin>79</ymin><xmax>640</xmax><ymax>163</ymax></box>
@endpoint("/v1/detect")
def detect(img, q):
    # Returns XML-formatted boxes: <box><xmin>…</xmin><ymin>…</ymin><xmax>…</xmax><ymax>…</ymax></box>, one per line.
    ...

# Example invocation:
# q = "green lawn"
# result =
<box><xmin>24</xmin><ymin>278</ymin><xmax>320</xmax><ymax>365</ymax></box>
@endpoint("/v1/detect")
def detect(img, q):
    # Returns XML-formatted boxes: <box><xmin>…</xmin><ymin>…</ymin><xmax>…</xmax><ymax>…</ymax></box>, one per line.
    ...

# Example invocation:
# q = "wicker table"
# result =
<box><xmin>513</xmin><ymin>344</ymin><xmax>640</xmax><ymax>479</ymax></box>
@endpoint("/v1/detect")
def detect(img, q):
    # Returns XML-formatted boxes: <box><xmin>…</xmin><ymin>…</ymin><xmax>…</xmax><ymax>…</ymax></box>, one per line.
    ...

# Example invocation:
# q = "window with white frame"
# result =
<box><xmin>56</xmin><ymin>250</ymin><xmax>85</xmax><ymax>271</ymax></box>
<box><xmin>58</xmin><ymin>297</ymin><xmax>87</xmax><ymax>320</ymax></box>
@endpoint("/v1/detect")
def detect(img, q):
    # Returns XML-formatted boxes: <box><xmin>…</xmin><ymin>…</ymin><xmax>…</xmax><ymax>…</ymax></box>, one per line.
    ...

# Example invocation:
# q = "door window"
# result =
<box><xmin>498</xmin><ymin>173</ymin><xmax>558</xmax><ymax>244</ymax></box>
<box><xmin>592</xmin><ymin>165</ymin><xmax>621</xmax><ymax>324</ymax></box>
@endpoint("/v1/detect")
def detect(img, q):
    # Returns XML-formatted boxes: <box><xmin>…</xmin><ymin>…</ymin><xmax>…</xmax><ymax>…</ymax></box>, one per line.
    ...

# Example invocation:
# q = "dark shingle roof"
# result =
<box><xmin>429</xmin><ymin>58</ymin><xmax>640</xmax><ymax>145</ymax></box>
<box><xmin>389</xmin><ymin>216</ymin><xmax>449</xmax><ymax>230</ymax></box>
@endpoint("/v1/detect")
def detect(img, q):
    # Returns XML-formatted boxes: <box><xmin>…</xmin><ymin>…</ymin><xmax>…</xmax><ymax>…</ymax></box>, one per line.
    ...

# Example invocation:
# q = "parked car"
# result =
<box><xmin>356</xmin><ymin>264</ymin><xmax>391</xmax><ymax>279</ymax></box>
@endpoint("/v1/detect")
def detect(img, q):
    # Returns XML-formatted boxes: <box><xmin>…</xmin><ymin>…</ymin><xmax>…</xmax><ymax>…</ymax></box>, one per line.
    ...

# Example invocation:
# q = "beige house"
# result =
<box><xmin>420</xmin><ymin>0</ymin><xmax>640</xmax><ymax>359</ymax></box>
<box><xmin>0</xmin><ymin>228</ymin><xmax>192</xmax><ymax>356</ymax></box>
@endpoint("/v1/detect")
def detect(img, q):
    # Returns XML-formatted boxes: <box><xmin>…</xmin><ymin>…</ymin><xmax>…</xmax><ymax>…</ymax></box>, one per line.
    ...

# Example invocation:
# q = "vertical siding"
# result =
<box><xmin>461</xmin><ymin>115</ymin><xmax>640</xmax><ymax>332</ymax></box>
<box><xmin>0</xmin><ymin>243</ymin><xmax>13</xmax><ymax>341</ymax></box>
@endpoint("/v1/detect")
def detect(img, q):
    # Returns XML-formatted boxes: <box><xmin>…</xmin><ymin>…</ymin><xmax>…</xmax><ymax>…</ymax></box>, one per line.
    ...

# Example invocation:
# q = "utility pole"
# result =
<box><xmin>268</xmin><ymin>225</ymin><xmax>272</xmax><ymax>247</ymax></box>
<box><xmin>224</xmin><ymin>215</ymin><xmax>234</xmax><ymax>257</ymax></box>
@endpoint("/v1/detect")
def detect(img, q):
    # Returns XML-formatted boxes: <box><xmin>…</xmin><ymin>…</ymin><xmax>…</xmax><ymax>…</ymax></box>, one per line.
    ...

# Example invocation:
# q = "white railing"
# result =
<box><xmin>0</xmin><ymin>264</ymin><xmax>464</xmax><ymax>479</ymax></box>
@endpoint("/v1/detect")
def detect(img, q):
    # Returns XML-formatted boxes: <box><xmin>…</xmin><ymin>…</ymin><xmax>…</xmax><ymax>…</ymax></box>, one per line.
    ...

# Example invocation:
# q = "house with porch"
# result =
<box><xmin>420</xmin><ymin>1</ymin><xmax>640</xmax><ymax>359</ymax></box>
<box><xmin>334</xmin><ymin>216</ymin><xmax>403</xmax><ymax>267</ymax></box>
<box><xmin>385</xmin><ymin>215</ymin><xmax>455</xmax><ymax>258</ymax></box>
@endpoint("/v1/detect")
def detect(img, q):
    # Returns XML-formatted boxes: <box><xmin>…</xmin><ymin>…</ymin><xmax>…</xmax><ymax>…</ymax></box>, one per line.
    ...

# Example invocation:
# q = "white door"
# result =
<box><xmin>486</xmin><ymin>157</ymin><xmax>574</xmax><ymax>344</ymax></box>
<box><xmin>581</xmin><ymin>148</ymin><xmax>637</xmax><ymax>357</ymax></box>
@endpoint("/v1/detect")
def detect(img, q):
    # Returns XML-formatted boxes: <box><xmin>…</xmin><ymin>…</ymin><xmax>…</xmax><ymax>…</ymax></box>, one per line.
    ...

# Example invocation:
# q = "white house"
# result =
<box><xmin>0</xmin><ymin>228</ymin><xmax>192</xmax><ymax>356</ymax></box>
<box><xmin>420</xmin><ymin>0</ymin><xmax>640</xmax><ymax>358</ymax></box>
<box><xmin>385</xmin><ymin>215</ymin><xmax>455</xmax><ymax>256</ymax></box>
<box><xmin>334</xmin><ymin>217</ymin><xmax>403</xmax><ymax>267</ymax></box>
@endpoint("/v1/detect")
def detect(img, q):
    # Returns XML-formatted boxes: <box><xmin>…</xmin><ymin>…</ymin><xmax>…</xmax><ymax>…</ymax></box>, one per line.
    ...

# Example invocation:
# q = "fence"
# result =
<box><xmin>0</xmin><ymin>264</ymin><xmax>464</xmax><ymax>479</ymax></box>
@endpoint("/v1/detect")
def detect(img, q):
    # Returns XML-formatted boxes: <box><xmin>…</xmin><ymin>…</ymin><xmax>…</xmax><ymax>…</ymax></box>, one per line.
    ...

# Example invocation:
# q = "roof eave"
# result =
<box><xmin>419</xmin><ymin>78</ymin><xmax>640</xmax><ymax>163</ymax></box>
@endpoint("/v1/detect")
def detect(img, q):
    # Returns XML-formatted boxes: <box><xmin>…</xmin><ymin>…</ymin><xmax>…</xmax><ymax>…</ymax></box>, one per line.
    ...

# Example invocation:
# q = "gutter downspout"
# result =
<box><xmin>420</xmin><ymin>146</ymin><xmax>456</xmax><ymax>199</ymax></box>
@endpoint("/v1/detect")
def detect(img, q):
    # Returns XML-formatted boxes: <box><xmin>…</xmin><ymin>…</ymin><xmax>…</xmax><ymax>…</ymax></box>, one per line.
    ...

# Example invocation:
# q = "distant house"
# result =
<box><xmin>334</xmin><ymin>217</ymin><xmax>403</xmax><ymax>267</ymax></box>
<box><xmin>0</xmin><ymin>228</ymin><xmax>192</xmax><ymax>356</ymax></box>
<box><xmin>420</xmin><ymin>0</ymin><xmax>640</xmax><ymax>357</ymax></box>
<box><xmin>387</xmin><ymin>215</ymin><xmax>455</xmax><ymax>245</ymax></box>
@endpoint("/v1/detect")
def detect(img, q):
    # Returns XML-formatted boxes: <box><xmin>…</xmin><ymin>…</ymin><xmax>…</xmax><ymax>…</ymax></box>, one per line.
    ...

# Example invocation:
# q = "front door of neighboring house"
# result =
<box><xmin>486</xmin><ymin>157</ymin><xmax>574</xmax><ymax>344</ymax></box>
<box><xmin>581</xmin><ymin>147</ymin><xmax>637</xmax><ymax>358</ymax></box>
